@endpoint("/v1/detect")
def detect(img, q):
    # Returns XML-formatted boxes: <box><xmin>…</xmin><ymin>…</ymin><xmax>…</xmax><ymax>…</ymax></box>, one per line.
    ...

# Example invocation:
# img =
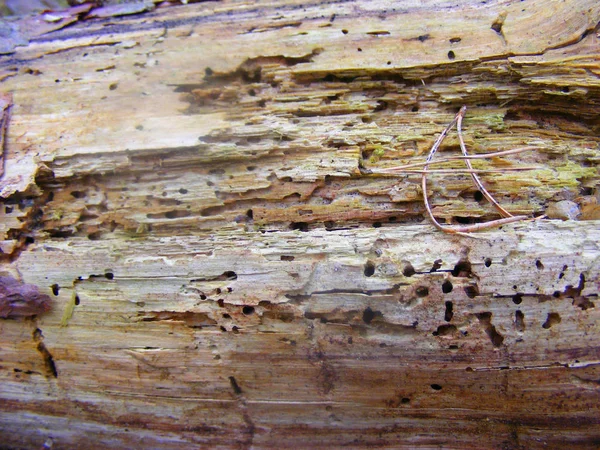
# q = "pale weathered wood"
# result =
<box><xmin>0</xmin><ymin>0</ymin><xmax>599</xmax><ymax>448</ymax></box>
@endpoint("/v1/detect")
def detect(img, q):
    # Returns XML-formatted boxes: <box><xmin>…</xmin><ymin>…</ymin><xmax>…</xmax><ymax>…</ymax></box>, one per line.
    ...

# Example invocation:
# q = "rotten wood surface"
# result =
<box><xmin>0</xmin><ymin>0</ymin><xmax>599</xmax><ymax>448</ymax></box>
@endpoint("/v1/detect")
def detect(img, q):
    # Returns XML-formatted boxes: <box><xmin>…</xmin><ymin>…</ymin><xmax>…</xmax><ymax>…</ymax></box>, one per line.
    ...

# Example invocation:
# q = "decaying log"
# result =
<box><xmin>0</xmin><ymin>0</ymin><xmax>599</xmax><ymax>448</ymax></box>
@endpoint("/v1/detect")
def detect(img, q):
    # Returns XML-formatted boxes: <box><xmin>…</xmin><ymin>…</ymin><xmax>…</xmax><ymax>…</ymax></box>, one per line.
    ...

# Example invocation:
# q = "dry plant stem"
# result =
<box><xmin>378</xmin><ymin>146</ymin><xmax>540</xmax><ymax>172</ymax></box>
<box><xmin>377</xmin><ymin>167</ymin><xmax>539</xmax><ymax>175</ymax></box>
<box><xmin>456</xmin><ymin>107</ymin><xmax>512</xmax><ymax>218</ymax></box>
<box><xmin>421</xmin><ymin>106</ymin><xmax>529</xmax><ymax>235</ymax></box>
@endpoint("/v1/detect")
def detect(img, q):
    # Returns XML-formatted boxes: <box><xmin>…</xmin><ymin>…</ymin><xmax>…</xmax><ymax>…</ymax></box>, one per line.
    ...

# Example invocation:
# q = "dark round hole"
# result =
<box><xmin>364</xmin><ymin>261</ymin><xmax>376</xmax><ymax>277</ymax></box>
<box><xmin>105</xmin><ymin>272</ymin><xmax>114</xmax><ymax>280</ymax></box>
<box><xmin>416</xmin><ymin>286</ymin><xmax>429</xmax><ymax>297</ymax></box>
<box><xmin>473</xmin><ymin>190</ymin><xmax>484</xmax><ymax>202</ymax></box>
<box><xmin>447</xmin><ymin>50</ymin><xmax>455</xmax><ymax>60</ymax></box>
<box><xmin>464</xmin><ymin>285</ymin><xmax>478</xmax><ymax>299</ymax></box>
<box><xmin>484</xmin><ymin>258</ymin><xmax>492</xmax><ymax>267</ymax></box>
<box><xmin>362</xmin><ymin>307</ymin><xmax>375</xmax><ymax>324</ymax></box>
<box><xmin>512</xmin><ymin>294</ymin><xmax>523</xmax><ymax>305</ymax></box>
<box><xmin>242</xmin><ymin>306</ymin><xmax>255</xmax><ymax>315</ymax></box>
<box><xmin>442</xmin><ymin>280</ymin><xmax>453</xmax><ymax>294</ymax></box>
<box><xmin>431</xmin><ymin>384</ymin><xmax>442</xmax><ymax>391</ymax></box>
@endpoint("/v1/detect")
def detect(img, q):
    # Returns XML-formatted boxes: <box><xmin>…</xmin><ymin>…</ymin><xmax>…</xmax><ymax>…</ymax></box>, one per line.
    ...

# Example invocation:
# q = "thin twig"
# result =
<box><xmin>421</xmin><ymin>106</ymin><xmax>531</xmax><ymax>235</ymax></box>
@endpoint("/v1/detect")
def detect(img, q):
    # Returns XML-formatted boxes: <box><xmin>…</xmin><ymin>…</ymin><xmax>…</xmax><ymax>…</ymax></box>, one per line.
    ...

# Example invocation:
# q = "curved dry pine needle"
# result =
<box><xmin>375</xmin><ymin>167</ymin><xmax>539</xmax><ymax>175</ymax></box>
<box><xmin>378</xmin><ymin>146</ymin><xmax>540</xmax><ymax>172</ymax></box>
<box><xmin>421</xmin><ymin>106</ymin><xmax>532</xmax><ymax>235</ymax></box>
<box><xmin>456</xmin><ymin>107</ymin><xmax>512</xmax><ymax>218</ymax></box>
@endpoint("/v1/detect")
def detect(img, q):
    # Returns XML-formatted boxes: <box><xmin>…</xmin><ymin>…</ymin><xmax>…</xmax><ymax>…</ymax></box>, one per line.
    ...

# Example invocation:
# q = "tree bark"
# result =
<box><xmin>1</xmin><ymin>0</ymin><xmax>599</xmax><ymax>448</ymax></box>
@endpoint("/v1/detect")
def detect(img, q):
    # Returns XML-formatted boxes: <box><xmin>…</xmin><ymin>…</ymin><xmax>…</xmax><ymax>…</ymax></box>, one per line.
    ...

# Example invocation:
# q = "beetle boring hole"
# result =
<box><xmin>364</xmin><ymin>261</ymin><xmax>376</xmax><ymax>277</ymax></box>
<box><xmin>74</xmin><ymin>295</ymin><xmax>80</xmax><ymax>306</ymax></box>
<box><xmin>229</xmin><ymin>376</ymin><xmax>242</xmax><ymax>394</ymax></box>
<box><xmin>242</xmin><ymin>306</ymin><xmax>255</xmax><ymax>315</ymax></box>
<box><xmin>484</xmin><ymin>258</ymin><xmax>492</xmax><ymax>267</ymax></box>
<box><xmin>535</xmin><ymin>259</ymin><xmax>544</xmax><ymax>270</ymax></box>
<box><xmin>442</xmin><ymin>280</ymin><xmax>453</xmax><ymax>294</ymax></box>
<box><xmin>447</xmin><ymin>50</ymin><xmax>456</xmax><ymax>60</ymax></box>
<box><xmin>51</xmin><ymin>284</ymin><xmax>60</xmax><ymax>296</ymax></box>
<box><xmin>515</xmin><ymin>310</ymin><xmax>525</xmax><ymax>332</ymax></box>
<box><xmin>362</xmin><ymin>307</ymin><xmax>375</xmax><ymax>324</ymax></box>
<box><xmin>105</xmin><ymin>272</ymin><xmax>114</xmax><ymax>280</ymax></box>
<box><xmin>452</xmin><ymin>259</ymin><xmax>472</xmax><ymax>277</ymax></box>
<box><xmin>473</xmin><ymin>190</ymin><xmax>484</xmax><ymax>202</ymax></box>
<box><xmin>290</xmin><ymin>222</ymin><xmax>309</xmax><ymax>232</ymax></box>
<box><xmin>512</xmin><ymin>294</ymin><xmax>523</xmax><ymax>305</ymax></box>
<box><xmin>403</xmin><ymin>263</ymin><xmax>416</xmax><ymax>277</ymax></box>
<box><xmin>430</xmin><ymin>384</ymin><xmax>442</xmax><ymax>391</ymax></box>
<box><xmin>416</xmin><ymin>286</ymin><xmax>429</xmax><ymax>297</ymax></box>
<box><xmin>463</xmin><ymin>285</ymin><xmax>479</xmax><ymax>299</ymax></box>
<box><xmin>444</xmin><ymin>301</ymin><xmax>454</xmax><ymax>322</ymax></box>
<box><xmin>542</xmin><ymin>312</ymin><xmax>561</xmax><ymax>329</ymax></box>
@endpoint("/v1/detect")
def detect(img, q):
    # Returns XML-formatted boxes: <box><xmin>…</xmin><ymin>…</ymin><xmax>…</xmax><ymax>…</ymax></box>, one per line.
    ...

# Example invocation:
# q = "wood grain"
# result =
<box><xmin>0</xmin><ymin>0</ymin><xmax>599</xmax><ymax>448</ymax></box>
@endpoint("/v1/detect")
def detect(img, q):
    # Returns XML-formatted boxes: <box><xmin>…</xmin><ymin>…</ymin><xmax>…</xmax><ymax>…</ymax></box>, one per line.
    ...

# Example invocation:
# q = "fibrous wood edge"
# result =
<box><xmin>0</xmin><ymin>0</ymin><xmax>599</xmax><ymax>448</ymax></box>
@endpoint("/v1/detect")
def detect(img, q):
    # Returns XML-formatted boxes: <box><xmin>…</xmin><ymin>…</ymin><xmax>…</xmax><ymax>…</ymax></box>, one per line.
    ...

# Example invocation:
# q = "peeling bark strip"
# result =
<box><xmin>0</xmin><ymin>276</ymin><xmax>51</xmax><ymax>318</ymax></box>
